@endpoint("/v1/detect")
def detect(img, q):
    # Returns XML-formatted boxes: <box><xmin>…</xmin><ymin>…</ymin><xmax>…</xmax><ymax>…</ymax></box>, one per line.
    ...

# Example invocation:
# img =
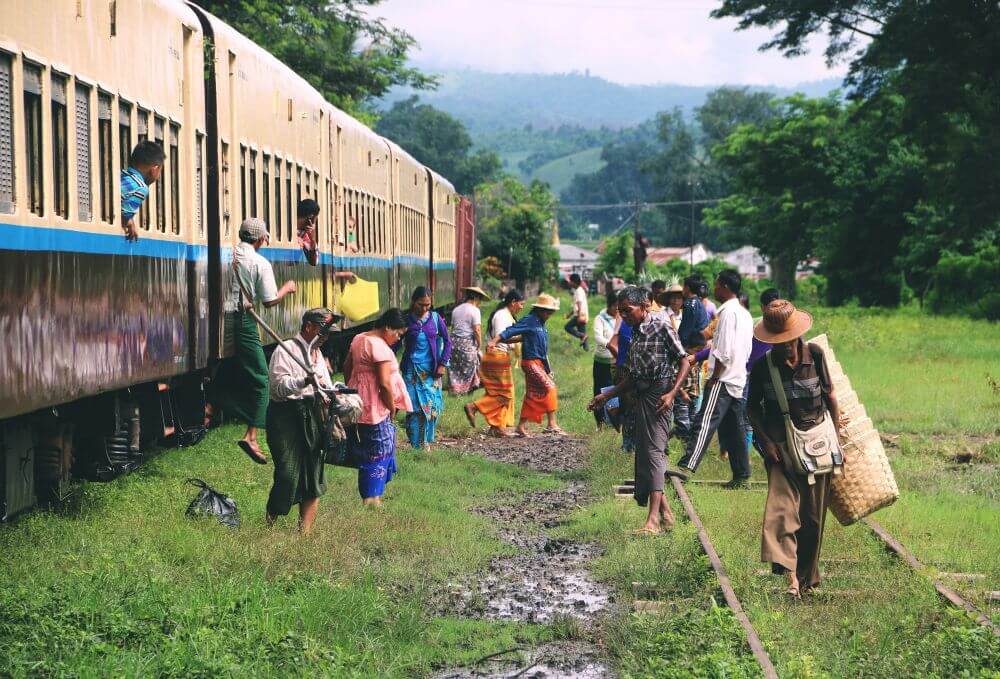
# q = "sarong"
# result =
<box><xmin>212</xmin><ymin>312</ymin><xmax>269</xmax><ymax>428</ymax></box>
<box><xmin>265</xmin><ymin>398</ymin><xmax>326</xmax><ymax>516</ymax></box>
<box><xmin>633</xmin><ymin>379</ymin><xmax>671</xmax><ymax>507</ymax></box>
<box><xmin>762</xmin><ymin>451</ymin><xmax>831</xmax><ymax>589</ymax></box>
<box><xmin>404</xmin><ymin>363</ymin><xmax>442</xmax><ymax>449</ymax></box>
<box><xmin>351</xmin><ymin>418</ymin><xmax>398</xmax><ymax>499</ymax></box>
<box><xmin>520</xmin><ymin>358</ymin><xmax>558</xmax><ymax>423</ymax></box>
<box><xmin>474</xmin><ymin>350</ymin><xmax>516</xmax><ymax>428</ymax></box>
<box><xmin>592</xmin><ymin>360</ymin><xmax>614</xmax><ymax>427</ymax></box>
<box><xmin>449</xmin><ymin>337</ymin><xmax>481</xmax><ymax>394</ymax></box>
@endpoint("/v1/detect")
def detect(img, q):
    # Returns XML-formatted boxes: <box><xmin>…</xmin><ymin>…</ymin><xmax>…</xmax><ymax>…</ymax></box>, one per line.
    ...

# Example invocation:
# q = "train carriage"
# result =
<box><xmin>0</xmin><ymin>0</ymin><xmax>477</xmax><ymax>520</ymax></box>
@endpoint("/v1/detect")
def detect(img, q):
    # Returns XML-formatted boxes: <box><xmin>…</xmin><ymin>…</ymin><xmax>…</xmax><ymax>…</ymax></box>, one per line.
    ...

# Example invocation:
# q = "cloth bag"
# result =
<box><xmin>324</xmin><ymin>391</ymin><xmax>363</xmax><ymax>468</ymax></box>
<box><xmin>765</xmin><ymin>351</ymin><xmax>844</xmax><ymax>485</ymax></box>
<box><xmin>185</xmin><ymin>478</ymin><xmax>240</xmax><ymax>529</ymax></box>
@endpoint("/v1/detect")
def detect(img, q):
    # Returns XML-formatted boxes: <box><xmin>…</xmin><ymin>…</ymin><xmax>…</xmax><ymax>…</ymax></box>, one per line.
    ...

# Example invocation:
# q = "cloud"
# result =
<box><xmin>372</xmin><ymin>0</ymin><xmax>847</xmax><ymax>86</ymax></box>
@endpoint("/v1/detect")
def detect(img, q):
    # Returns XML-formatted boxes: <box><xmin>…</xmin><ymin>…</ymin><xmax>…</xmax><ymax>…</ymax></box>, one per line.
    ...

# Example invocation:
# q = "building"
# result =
<box><xmin>557</xmin><ymin>244</ymin><xmax>599</xmax><ymax>280</ymax></box>
<box><xmin>719</xmin><ymin>245</ymin><xmax>770</xmax><ymax>280</ymax></box>
<box><xmin>646</xmin><ymin>244</ymin><xmax>714</xmax><ymax>267</ymax></box>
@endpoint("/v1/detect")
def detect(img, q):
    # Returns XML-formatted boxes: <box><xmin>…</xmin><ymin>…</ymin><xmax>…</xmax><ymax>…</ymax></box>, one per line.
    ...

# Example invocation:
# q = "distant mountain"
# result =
<box><xmin>379</xmin><ymin>69</ymin><xmax>843</xmax><ymax>134</ymax></box>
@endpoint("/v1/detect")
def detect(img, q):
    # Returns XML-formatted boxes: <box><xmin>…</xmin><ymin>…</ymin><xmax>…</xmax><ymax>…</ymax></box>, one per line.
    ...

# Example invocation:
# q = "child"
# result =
<box><xmin>120</xmin><ymin>141</ymin><xmax>165</xmax><ymax>242</ymax></box>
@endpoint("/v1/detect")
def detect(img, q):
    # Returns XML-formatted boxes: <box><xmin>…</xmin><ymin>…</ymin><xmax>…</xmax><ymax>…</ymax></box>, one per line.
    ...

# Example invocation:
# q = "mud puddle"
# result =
<box><xmin>433</xmin><ymin>438</ymin><xmax>616</xmax><ymax>677</ymax></box>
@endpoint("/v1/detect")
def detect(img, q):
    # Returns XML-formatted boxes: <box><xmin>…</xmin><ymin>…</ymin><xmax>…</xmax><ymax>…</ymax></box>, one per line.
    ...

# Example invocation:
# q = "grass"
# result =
<box><xmin>531</xmin><ymin>146</ymin><xmax>606</xmax><ymax>195</ymax></box>
<box><xmin>1</xmin><ymin>295</ymin><xmax>998</xmax><ymax>676</ymax></box>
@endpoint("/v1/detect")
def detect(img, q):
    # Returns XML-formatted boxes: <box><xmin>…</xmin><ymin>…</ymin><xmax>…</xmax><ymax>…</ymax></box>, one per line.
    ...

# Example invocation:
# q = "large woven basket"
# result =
<box><xmin>810</xmin><ymin>334</ymin><xmax>899</xmax><ymax>526</ymax></box>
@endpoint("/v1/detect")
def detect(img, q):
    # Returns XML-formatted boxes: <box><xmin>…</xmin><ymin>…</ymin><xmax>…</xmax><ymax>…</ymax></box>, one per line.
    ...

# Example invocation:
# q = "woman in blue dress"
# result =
<box><xmin>397</xmin><ymin>287</ymin><xmax>452</xmax><ymax>449</ymax></box>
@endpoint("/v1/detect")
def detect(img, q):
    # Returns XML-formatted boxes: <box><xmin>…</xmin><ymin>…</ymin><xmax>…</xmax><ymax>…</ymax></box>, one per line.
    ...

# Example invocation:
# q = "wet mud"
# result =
<box><xmin>433</xmin><ymin>437</ymin><xmax>616</xmax><ymax>678</ymax></box>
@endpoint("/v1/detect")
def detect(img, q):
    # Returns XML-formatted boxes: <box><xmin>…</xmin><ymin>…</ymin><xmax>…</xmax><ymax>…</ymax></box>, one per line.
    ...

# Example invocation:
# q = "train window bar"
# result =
<box><xmin>23</xmin><ymin>62</ymin><xmax>44</xmax><ymax>217</ymax></box>
<box><xmin>284</xmin><ymin>160</ymin><xmax>292</xmax><ymax>242</ymax></box>
<box><xmin>97</xmin><ymin>91</ymin><xmax>113</xmax><ymax>223</ymax></box>
<box><xmin>248</xmin><ymin>148</ymin><xmax>257</xmax><ymax>220</ymax></box>
<box><xmin>295</xmin><ymin>164</ymin><xmax>302</xmax><ymax>212</ymax></box>
<box><xmin>154</xmin><ymin>115</ymin><xmax>165</xmax><ymax>232</ymax></box>
<box><xmin>136</xmin><ymin>108</ymin><xmax>149</xmax><ymax>230</ymax></box>
<box><xmin>220</xmin><ymin>140</ymin><xmax>230</xmax><ymax>237</ymax></box>
<box><xmin>195</xmin><ymin>132</ymin><xmax>204</xmax><ymax>237</ymax></box>
<box><xmin>0</xmin><ymin>52</ymin><xmax>14</xmax><ymax>214</ymax></box>
<box><xmin>74</xmin><ymin>82</ymin><xmax>93</xmax><ymax>222</ymax></box>
<box><xmin>262</xmin><ymin>153</ymin><xmax>271</xmax><ymax>240</ymax></box>
<box><xmin>273</xmin><ymin>157</ymin><xmax>282</xmax><ymax>241</ymax></box>
<box><xmin>239</xmin><ymin>144</ymin><xmax>247</xmax><ymax>223</ymax></box>
<box><xmin>169</xmin><ymin>122</ymin><xmax>180</xmax><ymax>235</ymax></box>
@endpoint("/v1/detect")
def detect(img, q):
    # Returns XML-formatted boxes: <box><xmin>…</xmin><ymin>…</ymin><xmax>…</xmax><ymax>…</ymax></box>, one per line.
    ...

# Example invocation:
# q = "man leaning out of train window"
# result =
<box><xmin>297</xmin><ymin>199</ymin><xmax>321</xmax><ymax>266</ymax></box>
<box><xmin>120</xmin><ymin>141</ymin><xmax>165</xmax><ymax>242</ymax></box>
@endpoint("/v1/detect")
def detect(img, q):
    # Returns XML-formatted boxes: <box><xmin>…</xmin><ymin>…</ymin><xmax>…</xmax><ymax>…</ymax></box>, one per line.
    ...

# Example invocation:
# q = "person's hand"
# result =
<box><xmin>761</xmin><ymin>439</ymin><xmax>781</xmax><ymax>464</ymax></box>
<box><xmin>123</xmin><ymin>218</ymin><xmax>139</xmax><ymax>242</ymax></box>
<box><xmin>656</xmin><ymin>391</ymin><xmax>675</xmax><ymax>414</ymax></box>
<box><xmin>285</xmin><ymin>280</ymin><xmax>297</xmax><ymax>294</ymax></box>
<box><xmin>588</xmin><ymin>394</ymin><xmax>607</xmax><ymax>412</ymax></box>
<box><xmin>435</xmin><ymin>365</ymin><xmax>446</xmax><ymax>378</ymax></box>
<box><xmin>679</xmin><ymin>388</ymin><xmax>691</xmax><ymax>403</ymax></box>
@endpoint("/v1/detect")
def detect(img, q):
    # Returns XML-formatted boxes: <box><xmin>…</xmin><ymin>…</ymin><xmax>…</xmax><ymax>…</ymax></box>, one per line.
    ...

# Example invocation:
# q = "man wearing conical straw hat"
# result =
<box><xmin>746</xmin><ymin>299</ymin><xmax>846</xmax><ymax>598</ymax></box>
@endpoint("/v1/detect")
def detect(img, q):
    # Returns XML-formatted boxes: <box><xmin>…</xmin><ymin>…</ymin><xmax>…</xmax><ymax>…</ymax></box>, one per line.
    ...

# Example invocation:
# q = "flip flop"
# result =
<box><xmin>786</xmin><ymin>585</ymin><xmax>801</xmax><ymax>600</ymax></box>
<box><xmin>237</xmin><ymin>439</ymin><xmax>268</xmax><ymax>465</ymax></box>
<box><xmin>514</xmin><ymin>430</ymin><xmax>532</xmax><ymax>438</ymax></box>
<box><xmin>628</xmin><ymin>527</ymin><xmax>662</xmax><ymax>536</ymax></box>
<box><xmin>543</xmin><ymin>427</ymin><xmax>567</xmax><ymax>436</ymax></box>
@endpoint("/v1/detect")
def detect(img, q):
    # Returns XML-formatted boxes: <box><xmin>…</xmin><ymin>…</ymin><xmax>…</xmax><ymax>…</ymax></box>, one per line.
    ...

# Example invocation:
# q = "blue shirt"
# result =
<box><xmin>677</xmin><ymin>296</ymin><xmax>709</xmax><ymax>348</ymax></box>
<box><xmin>615</xmin><ymin>321</ymin><xmax>633</xmax><ymax>368</ymax></box>
<box><xmin>120</xmin><ymin>167</ymin><xmax>149</xmax><ymax>221</ymax></box>
<box><xmin>499</xmin><ymin>312</ymin><xmax>550</xmax><ymax>373</ymax></box>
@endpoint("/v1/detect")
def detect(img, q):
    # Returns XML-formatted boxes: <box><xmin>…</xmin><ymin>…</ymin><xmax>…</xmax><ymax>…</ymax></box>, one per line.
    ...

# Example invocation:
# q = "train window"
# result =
<box><xmin>0</xmin><ymin>53</ymin><xmax>14</xmax><ymax>214</ymax></box>
<box><xmin>136</xmin><ymin>109</ymin><xmax>149</xmax><ymax>230</ymax></box>
<box><xmin>313</xmin><ymin>171</ymin><xmax>319</xmax><ymax>200</ymax></box>
<box><xmin>74</xmin><ymin>83</ymin><xmax>92</xmax><ymax>222</ymax></box>
<box><xmin>97</xmin><ymin>92</ymin><xmax>112</xmax><ymax>223</ymax></box>
<box><xmin>169</xmin><ymin>123</ymin><xmax>180</xmax><ymax>234</ymax></box>
<box><xmin>303</xmin><ymin>169</ymin><xmax>310</xmax><ymax>203</ymax></box>
<box><xmin>262</xmin><ymin>154</ymin><xmax>271</xmax><ymax>239</ymax></box>
<box><xmin>117</xmin><ymin>100</ymin><xmax>131</xmax><ymax>176</ymax></box>
<box><xmin>220</xmin><ymin>140</ymin><xmax>230</xmax><ymax>236</ymax></box>
<box><xmin>248</xmin><ymin>148</ymin><xmax>257</xmax><ymax>219</ymax></box>
<box><xmin>23</xmin><ymin>62</ymin><xmax>43</xmax><ymax>216</ymax></box>
<box><xmin>284</xmin><ymin>160</ymin><xmax>292</xmax><ymax>241</ymax></box>
<box><xmin>195</xmin><ymin>132</ymin><xmax>204</xmax><ymax>237</ymax></box>
<box><xmin>326</xmin><ymin>178</ymin><xmax>332</xmax><ymax>247</ymax></box>
<box><xmin>51</xmin><ymin>73</ymin><xmax>69</xmax><ymax>220</ymax></box>
<box><xmin>239</xmin><ymin>145</ymin><xmax>246</xmax><ymax>222</ymax></box>
<box><xmin>154</xmin><ymin>116</ymin><xmax>165</xmax><ymax>232</ymax></box>
<box><xmin>295</xmin><ymin>164</ymin><xmax>302</xmax><ymax>208</ymax></box>
<box><xmin>273</xmin><ymin>158</ymin><xmax>281</xmax><ymax>241</ymax></box>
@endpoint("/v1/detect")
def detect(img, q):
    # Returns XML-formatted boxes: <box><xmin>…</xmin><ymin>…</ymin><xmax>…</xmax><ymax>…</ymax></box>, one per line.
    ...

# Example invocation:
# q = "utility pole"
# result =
<box><xmin>687</xmin><ymin>178</ymin><xmax>699</xmax><ymax>270</ymax></box>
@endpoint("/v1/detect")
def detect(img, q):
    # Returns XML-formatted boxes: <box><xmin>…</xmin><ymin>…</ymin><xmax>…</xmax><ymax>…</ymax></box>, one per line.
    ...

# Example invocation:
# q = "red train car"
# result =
<box><xmin>454</xmin><ymin>196</ymin><xmax>477</xmax><ymax>298</ymax></box>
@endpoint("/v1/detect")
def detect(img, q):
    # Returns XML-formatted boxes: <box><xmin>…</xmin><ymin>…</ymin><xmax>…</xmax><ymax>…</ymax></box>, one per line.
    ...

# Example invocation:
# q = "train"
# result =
<box><xmin>0</xmin><ymin>0</ymin><xmax>478</xmax><ymax>519</ymax></box>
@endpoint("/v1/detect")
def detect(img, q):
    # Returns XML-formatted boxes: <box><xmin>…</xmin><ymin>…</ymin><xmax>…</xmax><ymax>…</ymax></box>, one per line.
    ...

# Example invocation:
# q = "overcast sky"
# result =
<box><xmin>371</xmin><ymin>0</ymin><xmax>847</xmax><ymax>87</ymax></box>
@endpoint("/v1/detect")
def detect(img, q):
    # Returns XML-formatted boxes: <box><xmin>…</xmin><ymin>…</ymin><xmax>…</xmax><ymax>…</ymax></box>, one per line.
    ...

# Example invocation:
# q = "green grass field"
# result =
<box><xmin>0</xmin><ymin>296</ymin><xmax>997</xmax><ymax>677</ymax></box>
<box><xmin>531</xmin><ymin>146</ymin><xmax>606</xmax><ymax>195</ymax></box>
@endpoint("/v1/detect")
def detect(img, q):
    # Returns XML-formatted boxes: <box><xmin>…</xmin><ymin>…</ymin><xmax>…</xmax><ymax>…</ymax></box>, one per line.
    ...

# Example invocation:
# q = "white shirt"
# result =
<box><xmin>268</xmin><ymin>334</ymin><xmax>333</xmax><ymax>402</ymax></box>
<box><xmin>224</xmin><ymin>242</ymin><xmax>278</xmax><ymax>312</ymax></box>
<box><xmin>592</xmin><ymin>310</ymin><xmax>616</xmax><ymax>361</ymax></box>
<box><xmin>708</xmin><ymin>296</ymin><xmax>754</xmax><ymax>398</ymax></box>
<box><xmin>451</xmin><ymin>302</ymin><xmax>481</xmax><ymax>340</ymax></box>
<box><xmin>573</xmin><ymin>286</ymin><xmax>589</xmax><ymax>322</ymax></box>
<box><xmin>489</xmin><ymin>307</ymin><xmax>516</xmax><ymax>353</ymax></box>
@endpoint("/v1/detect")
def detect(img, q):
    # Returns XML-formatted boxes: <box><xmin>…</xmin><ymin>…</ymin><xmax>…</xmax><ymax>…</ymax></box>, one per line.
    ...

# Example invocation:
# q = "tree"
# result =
<box><xmin>375</xmin><ymin>97</ymin><xmax>502</xmax><ymax>193</ymax></box>
<box><xmin>595</xmin><ymin>232</ymin><xmax>636</xmax><ymax>280</ymax></box>
<box><xmin>704</xmin><ymin>95</ymin><xmax>844</xmax><ymax>297</ymax></box>
<box><xmin>476</xmin><ymin>177</ymin><xmax>559</xmax><ymax>289</ymax></box>
<box><xmin>191</xmin><ymin>0</ymin><xmax>434</xmax><ymax>118</ymax></box>
<box><xmin>697</xmin><ymin>87</ymin><xmax>776</xmax><ymax>149</ymax></box>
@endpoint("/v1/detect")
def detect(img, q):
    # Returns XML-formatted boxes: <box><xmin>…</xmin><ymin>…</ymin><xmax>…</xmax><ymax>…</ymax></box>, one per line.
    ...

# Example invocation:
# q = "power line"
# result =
<box><xmin>555</xmin><ymin>198</ymin><xmax>723</xmax><ymax>211</ymax></box>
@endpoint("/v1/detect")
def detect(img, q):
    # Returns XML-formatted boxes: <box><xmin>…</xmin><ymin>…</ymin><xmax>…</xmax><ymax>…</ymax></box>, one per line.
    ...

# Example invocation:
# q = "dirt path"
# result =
<box><xmin>433</xmin><ymin>435</ymin><xmax>615</xmax><ymax>678</ymax></box>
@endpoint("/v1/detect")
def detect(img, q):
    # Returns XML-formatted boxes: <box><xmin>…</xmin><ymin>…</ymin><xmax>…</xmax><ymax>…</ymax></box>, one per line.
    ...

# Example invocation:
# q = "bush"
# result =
<box><xmin>797</xmin><ymin>274</ymin><xmax>828</xmax><ymax>307</ymax></box>
<box><xmin>927</xmin><ymin>243</ymin><xmax>1000</xmax><ymax>321</ymax></box>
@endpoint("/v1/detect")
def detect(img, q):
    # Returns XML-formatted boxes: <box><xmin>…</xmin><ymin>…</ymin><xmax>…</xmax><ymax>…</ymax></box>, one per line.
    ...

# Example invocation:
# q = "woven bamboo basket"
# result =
<box><xmin>809</xmin><ymin>334</ymin><xmax>900</xmax><ymax>525</ymax></box>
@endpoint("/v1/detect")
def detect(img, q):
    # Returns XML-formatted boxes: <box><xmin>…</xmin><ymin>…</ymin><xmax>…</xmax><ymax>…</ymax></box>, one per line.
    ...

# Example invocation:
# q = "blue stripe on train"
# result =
<box><xmin>0</xmin><ymin>221</ymin><xmax>455</xmax><ymax>270</ymax></box>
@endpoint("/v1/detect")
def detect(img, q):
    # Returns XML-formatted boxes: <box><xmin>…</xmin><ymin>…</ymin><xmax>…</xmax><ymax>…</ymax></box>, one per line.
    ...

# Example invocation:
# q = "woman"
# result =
<box><xmin>591</xmin><ymin>291</ymin><xmax>618</xmax><ymax>428</ymax></box>
<box><xmin>449</xmin><ymin>287</ymin><xmax>489</xmax><ymax>394</ymax></box>
<box><xmin>344</xmin><ymin>309</ymin><xmax>413</xmax><ymax>505</ymax></box>
<box><xmin>665</xmin><ymin>284</ymin><xmax>684</xmax><ymax>330</ymax></box>
<box><xmin>398</xmin><ymin>287</ymin><xmax>451</xmax><ymax>450</ymax></box>
<box><xmin>488</xmin><ymin>293</ymin><xmax>563</xmax><ymax>437</ymax></box>
<box><xmin>465</xmin><ymin>289</ymin><xmax>525</xmax><ymax>437</ymax></box>
<box><xmin>699</xmin><ymin>280</ymin><xmax>717</xmax><ymax>321</ymax></box>
<box><xmin>746</xmin><ymin>300</ymin><xmax>844</xmax><ymax>598</ymax></box>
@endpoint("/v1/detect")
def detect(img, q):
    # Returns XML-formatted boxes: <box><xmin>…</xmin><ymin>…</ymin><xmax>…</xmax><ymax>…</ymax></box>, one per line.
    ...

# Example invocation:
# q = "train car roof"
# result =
<box><xmin>382</xmin><ymin>138</ymin><xmax>423</xmax><ymax>170</ymax></box>
<box><xmin>428</xmin><ymin>169</ymin><xmax>457</xmax><ymax>195</ymax></box>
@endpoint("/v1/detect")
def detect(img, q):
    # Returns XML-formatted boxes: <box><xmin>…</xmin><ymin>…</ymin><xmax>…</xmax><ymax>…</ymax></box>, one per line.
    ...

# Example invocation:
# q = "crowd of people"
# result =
<box><xmin>190</xmin><ymin>202</ymin><xmax>841</xmax><ymax>595</ymax></box>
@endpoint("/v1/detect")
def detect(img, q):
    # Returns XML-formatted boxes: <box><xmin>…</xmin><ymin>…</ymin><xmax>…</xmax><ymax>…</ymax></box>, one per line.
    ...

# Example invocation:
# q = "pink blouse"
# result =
<box><xmin>347</xmin><ymin>333</ymin><xmax>412</xmax><ymax>424</ymax></box>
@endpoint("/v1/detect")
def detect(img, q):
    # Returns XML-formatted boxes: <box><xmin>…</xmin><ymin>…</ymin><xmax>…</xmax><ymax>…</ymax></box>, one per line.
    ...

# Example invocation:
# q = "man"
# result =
<box><xmin>120</xmin><ymin>141</ymin><xmax>164</xmax><ymax>242</ymax></box>
<box><xmin>676</xmin><ymin>275</ymin><xmax>709</xmax><ymax>349</ymax></box>
<box><xmin>589</xmin><ymin>286</ymin><xmax>691</xmax><ymax>535</ymax></box>
<box><xmin>265</xmin><ymin>308</ymin><xmax>336</xmax><ymax>534</ymax></box>
<box><xmin>675</xmin><ymin>269</ymin><xmax>754</xmax><ymax>487</ymax></box>
<box><xmin>296</xmin><ymin>199</ymin><xmax>320</xmax><ymax>266</ymax></box>
<box><xmin>564</xmin><ymin>273</ymin><xmax>590</xmax><ymax>350</ymax></box>
<box><xmin>206</xmin><ymin>218</ymin><xmax>297</xmax><ymax>464</ymax></box>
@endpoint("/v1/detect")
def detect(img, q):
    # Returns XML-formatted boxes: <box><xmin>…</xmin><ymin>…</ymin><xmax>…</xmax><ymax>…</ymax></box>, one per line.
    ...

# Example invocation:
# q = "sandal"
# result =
<box><xmin>514</xmin><ymin>430</ymin><xmax>532</xmax><ymax>438</ymax></box>
<box><xmin>786</xmin><ymin>585</ymin><xmax>801</xmax><ymax>600</ymax></box>
<box><xmin>543</xmin><ymin>427</ymin><xmax>567</xmax><ymax>436</ymax></box>
<box><xmin>237</xmin><ymin>439</ymin><xmax>268</xmax><ymax>465</ymax></box>
<box><xmin>628</xmin><ymin>527</ymin><xmax>662</xmax><ymax>536</ymax></box>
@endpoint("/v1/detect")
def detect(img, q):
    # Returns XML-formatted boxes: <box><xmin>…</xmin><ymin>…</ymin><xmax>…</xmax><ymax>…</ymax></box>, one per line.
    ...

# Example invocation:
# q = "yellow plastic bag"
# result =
<box><xmin>337</xmin><ymin>276</ymin><xmax>380</xmax><ymax>322</ymax></box>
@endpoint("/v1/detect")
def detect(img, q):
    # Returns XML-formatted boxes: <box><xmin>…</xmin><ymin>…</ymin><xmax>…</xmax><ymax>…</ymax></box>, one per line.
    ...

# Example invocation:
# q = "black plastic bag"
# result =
<box><xmin>185</xmin><ymin>478</ymin><xmax>240</xmax><ymax>529</ymax></box>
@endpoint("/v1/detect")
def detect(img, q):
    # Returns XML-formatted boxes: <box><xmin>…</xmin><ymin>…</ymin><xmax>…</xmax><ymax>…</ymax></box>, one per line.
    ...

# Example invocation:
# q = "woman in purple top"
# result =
<box><xmin>396</xmin><ymin>287</ymin><xmax>452</xmax><ymax>449</ymax></box>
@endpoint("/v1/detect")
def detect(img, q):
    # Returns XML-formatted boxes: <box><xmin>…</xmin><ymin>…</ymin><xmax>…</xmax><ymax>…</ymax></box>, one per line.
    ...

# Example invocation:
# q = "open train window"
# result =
<box><xmin>0</xmin><ymin>52</ymin><xmax>14</xmax><ymax>214</ymax></box>
<box><xmin>285</xmin><ymin>160</ymin><xmax>292</xmax><ymax>242</ymax></box>
<box><xmin>118</xmin><ymin>99</ymin><xmax>131</xmax><ymax>177</ymax></box>
<box><xmin>313</xmin><ymin>171</ymin><xmax>319</xmax><ymax>200</ymax></box>
<box><xmin>239</xmin><ymin>145</ymin><xmax>246</xmax><ymax>222</ymax></box>
<box><xmin>74</xmin><ymin>83</ymin><xmax>92</xmax><ymax>222</ymax></box>
<box><xmin>248</xmin><ymin>148</ymin><xmax>257</xmax><ymax>219</ymax></box>
<box><xmin>295</xmin><ymin>164</ymin><xmax>302</xmax><ymax>209</ymax></box>
<box><xmin>136</xmin><ymin>109</ymin><xmax>149</xmax><ymax>229</ymax></box>
<box><xmin>154</xmin><ymin>116</ymin><xmax>165</xmax><ymax>231</ymax></box>
<box><xmin>273</xmin><ymin>158</ymin><xmax>281</xmax><ymax>241</ymax></box>
<box><xmin>326</xmin><ymin>178</ymin><xmax>332</xmax><ymax>247</ymax></box>
<box><xmin>195</xmin><ymin>132</ymin><xmax>204</xmax><ymax>237</ymax></box>
<box><xmin>51</xmin><ymin>73</ymin><xmax>69</xmax><ymax>220</ymax></box>
<box><xmin>97</xmin><ymin>93</ymin><xmax>113</xmax><ymax>223</ymax></box>
<box><xmin>169</xmin><ymin>122</ymin><xmax>179</xmax><ymax>234</ymax></box>
<box><xmin>23</xmin><ymin>62</ymin><xmax>43</xmax><ymax>216</ymax></box>
<box><xmin>262</xmin><ymin>153</ymin><xmax>270</xmax><ymax>239</ymax></box>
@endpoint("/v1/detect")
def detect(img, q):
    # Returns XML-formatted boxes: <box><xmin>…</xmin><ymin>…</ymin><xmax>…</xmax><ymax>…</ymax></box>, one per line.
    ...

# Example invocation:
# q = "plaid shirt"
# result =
<box><xmin>625</xmin><ymin>310</ymin><xmax>685</xmax><ymax>385</ymax></box>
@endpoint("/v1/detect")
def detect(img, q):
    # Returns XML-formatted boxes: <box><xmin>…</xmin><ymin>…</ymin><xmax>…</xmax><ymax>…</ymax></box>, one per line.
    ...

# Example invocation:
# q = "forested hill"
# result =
<box><xmin>379</xmin><ymin>69</ymin><xmax>841</xmax><ymax>134</ymax></box>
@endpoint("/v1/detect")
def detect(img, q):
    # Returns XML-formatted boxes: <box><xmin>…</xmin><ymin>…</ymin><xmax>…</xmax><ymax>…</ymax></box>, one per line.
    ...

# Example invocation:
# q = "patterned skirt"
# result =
<box><xmin>474</xmin><ymin>350</ymin><xmax>516</xmax><ymax>428</ymax></box>
<box><xmin>520</xmin><ymin>358</ymin><xmax>558</xmax><ymax>423</ymax></box>
<box><xmin>448</xmin><ymin>337</ymin><xmax>481</xmax><ymax>394</ymax></box>
<box><xmin>350</xmin><ymin>418</ymin><xmax>398</xmax><ymax>499</ymax></box>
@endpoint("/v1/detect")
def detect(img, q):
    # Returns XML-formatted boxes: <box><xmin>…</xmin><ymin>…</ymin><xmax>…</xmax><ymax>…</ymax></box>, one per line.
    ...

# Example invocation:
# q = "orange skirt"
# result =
<box><xmin>474</xmin><ymin>350</ymin><xmax>516</xmax><ymax>428</ymax></box>
<box><xmin>520</xmin><ymin>358</ymin><xmax>558</xmax><ymax>423</ymax></box>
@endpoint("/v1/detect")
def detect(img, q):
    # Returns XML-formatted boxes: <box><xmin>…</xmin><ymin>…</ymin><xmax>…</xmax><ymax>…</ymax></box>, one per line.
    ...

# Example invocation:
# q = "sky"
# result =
<box><xmin>371</xmin><ymin>0</ymin><xmax>848</xmax><ymax>87</ymax></box>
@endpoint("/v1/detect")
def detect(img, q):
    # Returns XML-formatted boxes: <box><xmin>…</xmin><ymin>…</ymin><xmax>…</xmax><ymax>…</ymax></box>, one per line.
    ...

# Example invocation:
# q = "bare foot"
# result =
<box><xmin>463</xmin><ymin>403</ymin><xmax>477</xmax><ymax>428</ymax></box>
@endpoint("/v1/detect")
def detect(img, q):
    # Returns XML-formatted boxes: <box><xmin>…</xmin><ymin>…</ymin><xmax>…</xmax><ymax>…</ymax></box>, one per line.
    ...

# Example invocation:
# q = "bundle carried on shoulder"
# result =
<box><xmin>810</xmin><ymin>334</ymin><xmax>899</xmax><ymax>525</ymax></box>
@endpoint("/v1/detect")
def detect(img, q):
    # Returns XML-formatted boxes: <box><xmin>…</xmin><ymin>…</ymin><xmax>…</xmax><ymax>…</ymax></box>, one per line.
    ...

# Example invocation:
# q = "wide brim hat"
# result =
<box><xmin>531</xmin><ymin>293</ymin><xmax>560</xmax><ymax>311</ymax></box>
<box><xmin>754</xmin><ymin>300</ymin><xmax>813</xmax><ymax>343</ymax></box>
<box><xmin>666</xmin><ymin>284</ymin><xmax>684</xmax><ymax>294</ymax></box>
<box><xmin>462</xmin><ymin>286</ymin><xmax>489</xmax><ymax>300</ymax></box>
